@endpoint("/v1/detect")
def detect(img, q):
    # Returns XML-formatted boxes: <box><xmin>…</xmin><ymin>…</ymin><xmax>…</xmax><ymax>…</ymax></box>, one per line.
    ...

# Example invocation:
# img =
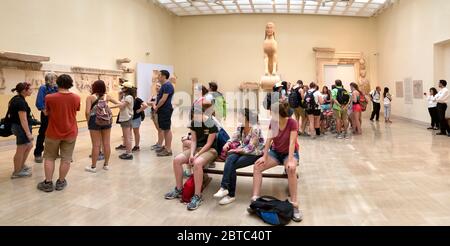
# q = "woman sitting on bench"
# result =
<box><xmin>164</xmin><ymin>103</ymin><xmax>218</xmax><ymax>211</ymax></box>
<box><xmin>249</xmin><ymin>102</ymin><xmax>303</xmax><ymax>222</ymax></box>
<box><xmin>213</xmin><ymin>108</ymin><xmax>265</xmax><ymax>205</ymax></box>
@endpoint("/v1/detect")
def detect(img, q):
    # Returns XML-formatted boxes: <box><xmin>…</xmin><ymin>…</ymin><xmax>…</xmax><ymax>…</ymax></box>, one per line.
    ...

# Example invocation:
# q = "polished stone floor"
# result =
<box><xmin>0</xmin><ymin>117</ymin><xmax>449</xmax><ymax>226</ymax></box>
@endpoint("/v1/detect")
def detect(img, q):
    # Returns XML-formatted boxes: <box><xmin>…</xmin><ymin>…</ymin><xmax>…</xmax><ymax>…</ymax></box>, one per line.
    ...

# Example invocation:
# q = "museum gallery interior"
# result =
<box><xmin>0</xmin><ymin>0</ymin><xmax>449</xmax><ymax>226</ymax></box>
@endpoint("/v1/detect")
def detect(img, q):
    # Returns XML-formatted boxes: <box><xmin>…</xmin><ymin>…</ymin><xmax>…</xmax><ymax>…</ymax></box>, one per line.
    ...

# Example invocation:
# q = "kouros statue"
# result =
<box><xmin>260</xmin><ymin>22</ymin><xmax>281</xmax><ymax>91</ymax></box>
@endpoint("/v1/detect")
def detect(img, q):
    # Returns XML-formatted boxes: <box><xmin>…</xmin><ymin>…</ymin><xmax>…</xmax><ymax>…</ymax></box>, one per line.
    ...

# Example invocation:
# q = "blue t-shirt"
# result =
<box><xmin>157</xmin><ymin>81</ymin><xmax>174</xmax><ymax>112</ymax></box>
<box><xmin>35</xmin><ymin>84</ymin><xmax>58</xmax><ymax>111</ymax></box>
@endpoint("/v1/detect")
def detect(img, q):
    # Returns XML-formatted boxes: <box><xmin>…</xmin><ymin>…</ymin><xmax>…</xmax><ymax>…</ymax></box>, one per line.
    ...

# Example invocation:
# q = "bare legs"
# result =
<box><xmin>13</xmin><ymin>143</ymin><xmax>33</xmax><ymax>173</ymax></box>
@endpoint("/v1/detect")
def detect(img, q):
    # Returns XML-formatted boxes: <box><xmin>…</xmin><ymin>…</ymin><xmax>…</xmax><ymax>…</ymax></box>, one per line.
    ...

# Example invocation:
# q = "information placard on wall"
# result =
<box><xmin>413</xmin><ymin>80</ymin><xmax>423</xmax><ymax>99</ymax></box>
<box><xmin>404</xmin><ymin>77</ymin><xmax>413</xmax><ymax>104</ymax></box>
<box><xmin>396</xmin><ymin>81</ymin><xmax>403</xmax><ymax>98</ymax></box>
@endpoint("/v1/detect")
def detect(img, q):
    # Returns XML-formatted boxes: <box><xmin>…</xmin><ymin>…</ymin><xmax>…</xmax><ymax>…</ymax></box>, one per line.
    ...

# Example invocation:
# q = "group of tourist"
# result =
<box><xmin>4</xmin><ymin>68</ymin><xmax>449</xmax><ymax>224</ymax></box>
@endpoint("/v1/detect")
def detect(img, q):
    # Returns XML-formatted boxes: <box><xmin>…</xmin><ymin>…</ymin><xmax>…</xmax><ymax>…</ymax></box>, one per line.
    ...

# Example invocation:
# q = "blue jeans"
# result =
<box><xmin>220</xmin><ymin>153</ymin><xmax>261</xmax><ymax>197</ymax></box>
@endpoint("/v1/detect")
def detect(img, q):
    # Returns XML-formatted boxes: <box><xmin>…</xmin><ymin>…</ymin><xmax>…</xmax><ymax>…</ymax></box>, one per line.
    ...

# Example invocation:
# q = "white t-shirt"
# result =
<box><xmin>427</xmin><ymin>95</ymin><xmax>438</xmax><ymax>108</ymax></box>
<box><xmin>384</xmin><ymin>93</ymin><xmax>392</xmax><ymax>105</ymax></box>
<box><xmin>436</xmin><ymin>87</ymin><xmax>449</xmax><ymax>103</ymax></box>
<box><xmin>119</xmin><ymin>95</ymin><xmax>134</xmax><ymax>122</ymax></box>
<box><xmin>370</xmin><ymin>90</ymin><xmax>381</xmax><ymax>103</ymax></box>
<box><xmin>308</xmin><ymin>89</ymin><xmax>321</xmax><ymax>109</ymax></box>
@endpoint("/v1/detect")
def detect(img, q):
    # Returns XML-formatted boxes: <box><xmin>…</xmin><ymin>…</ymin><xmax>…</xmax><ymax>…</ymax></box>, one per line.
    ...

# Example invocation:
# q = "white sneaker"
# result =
<box><xmin>213</xmin><ymin>188</ymin><xmax>229</xmax><ymax>198</ymax></box>
<box><xmin>103</xmin><ymin>165</ymin><xmax>110</xmax><ymax>171</ymax></box>
<box><xmin>85</xmin><ymin>166</ymin><xmax>97</xmax><ymax>173</ymax></box>
<box><xmin>219</xmin><ymin>196</ymin><xmax>236</xmax><ymax>205</ymax></box>
<box><xmin>11</xmin><ymin>169</ymin><xmax>32</xmax><ymax>179</ymax></box>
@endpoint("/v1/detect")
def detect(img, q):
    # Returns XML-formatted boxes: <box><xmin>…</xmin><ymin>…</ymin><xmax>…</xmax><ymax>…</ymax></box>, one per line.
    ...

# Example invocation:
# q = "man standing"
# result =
<box><xmin>331</xmin><ymin>80</ymin><xmax>350</xmax><ymax>139</ymax></box>
<box><xmin>370</xmin><ymin>86</ymin><xmax>382</xmax><ymax>121</ymax></box>
<box><xmin>37</xmin><ymin>74</ymin><xmax>80</xmax><ymax>192</ymax></box>
<box><xmin>34</xmin><ymin>72</ymin><xmax>58</xmax><ymax>163</ymax></box>
<box><xmin>154</xmin><ymin>70</ymin><xmax>175</xmax><ymax>157</ymax></box>
<box><xmin>435</xmin><ymin>80</ymin><xmax>450</xmax><ymax>136</ymax></box>
<box><xmin>205</xmin><ymin>82</ymin><xmax>227</xmax><ymax>122</ymax></box>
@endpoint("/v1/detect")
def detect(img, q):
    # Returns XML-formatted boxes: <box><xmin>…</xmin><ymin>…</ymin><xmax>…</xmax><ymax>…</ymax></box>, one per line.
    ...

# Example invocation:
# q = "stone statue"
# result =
<box><xmin>260</xmin><ymin>22</ymin><xmax>281</xmax><ymax>91</ymax></box>
<box><xmin>263</xmin><ymin>22</ymin><xmax>278</xmax><ymax>76</ymax></box>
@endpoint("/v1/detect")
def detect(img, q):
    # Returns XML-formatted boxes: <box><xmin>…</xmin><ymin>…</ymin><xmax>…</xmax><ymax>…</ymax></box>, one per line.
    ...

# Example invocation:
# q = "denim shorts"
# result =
<box><xmin>11</xmin><ymin>123</ymin><xmax>32</xmax><ymax>145</ymax></box>
<box><xmin>132</xmin><ymin>117</ymin><xmax>142</xmax><ymax>129</ymax></box>
<box><xmin>88</xmin><ymin>115</ymin><xmax>112</xmax><ymax>131</ymax></box>
<box><xmin>268</xmin><ymin>149</ymin><xmax>299</xmax><ymax>165</ymax></box>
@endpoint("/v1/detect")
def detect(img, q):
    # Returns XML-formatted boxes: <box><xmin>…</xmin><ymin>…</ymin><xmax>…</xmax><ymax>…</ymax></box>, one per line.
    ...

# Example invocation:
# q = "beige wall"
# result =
<box><xmin>375</xmin><ymin>0</ymin><xmax>450</xmax><ymax>122</ymax></box>
<box><xmin>0</xmin><ymin>0</ymin><xmax>175</xmax><ymax>123</ymax></box>
<box><xmin>173</xmin><ymin>14</ymin><xmax>378</xmax><ymax>95</ymax></box>
<box><xmin>0</xmin><ymin>0</ymin><xmax>175</xmax><ymax>74</ymax></box>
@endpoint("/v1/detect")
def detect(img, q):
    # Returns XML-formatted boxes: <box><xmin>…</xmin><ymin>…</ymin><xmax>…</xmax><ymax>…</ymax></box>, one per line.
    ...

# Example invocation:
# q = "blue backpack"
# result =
<box><xmin>250</xmin><ymin>196</ymin><xmax>293</xmax><ymax>226</ymax></box>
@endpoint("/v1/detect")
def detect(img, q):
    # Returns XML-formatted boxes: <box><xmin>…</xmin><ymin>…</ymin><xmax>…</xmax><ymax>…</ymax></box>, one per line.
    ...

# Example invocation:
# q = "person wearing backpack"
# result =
<box><xmin>164</xmin><ymin>103</ymin><xmax>218</xmax><ymax>211</ymax></box>
<box><xmin>249</xmin><ymin>102</ymin><xmax>303</xmax><ymax>223</ymax></box>
<box><xmin>305</xmin><ymin>82</ymin><xmax>323</xmax><ymax>139</ymax></box>
<box><xmin>369</xmin><ymin>86</ymin><xmax>382</xmax><ymax>122</ymax></box>
<box><xmin>8</xmin><ymin>82</ymin><xmax>34</xmax><ymax>179</ymax></box>
<box><xmin>350</xmin><ymin>83</ymin><xmax>363</xmax><ymax>135</ymax></box>
<box><xmin>131</xmin><ymin>87</ymin><xmax>148</xmax><ymax>152</ymax></box>
<box><xmin>290</xmin><ymin>80</ymin><xmax>305</xmax><ymax>132</ymax></box>
<box><xmin>34</xmin><ymin>72</ymin><xmax>58</xmax><ymax>164</ymax></box>
<box><xmin>383</xmin><ymin>87</ymin><xmax>393</xmax><ymax>123</ymax></box>
<box><xmin>331</xmin><ymin>80</ymin><xmax>351</xmax><ymax>139</ymax></box>
<box><xmin>206</xmin><ymin>82</ymin><xmax>227</xmax><ymax>122</ymax></box>
<box><xmin>85</xmin><ymin>80</ymin><xmax>120</xmax><ymax>173</ymax></box>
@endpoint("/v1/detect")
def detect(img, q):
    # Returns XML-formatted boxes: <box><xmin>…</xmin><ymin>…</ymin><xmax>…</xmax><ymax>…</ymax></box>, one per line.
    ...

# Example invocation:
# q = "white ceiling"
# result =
<box><xmin>155</xmin><ymin>0</ymin><xmax>391</xmax><ymax>17</ymax></box>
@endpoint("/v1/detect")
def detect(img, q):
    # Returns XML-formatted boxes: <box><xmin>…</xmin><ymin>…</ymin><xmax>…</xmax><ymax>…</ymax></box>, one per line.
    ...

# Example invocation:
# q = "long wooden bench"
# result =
<box><xmin>203</xmin><ymin>160</ymin><xmax>298</xmax><ymax>179</ymax></box>
<box><xmin>204</xmin><ymin>168</ymin><xmax>289</xmax><ymax>179</ymax></box>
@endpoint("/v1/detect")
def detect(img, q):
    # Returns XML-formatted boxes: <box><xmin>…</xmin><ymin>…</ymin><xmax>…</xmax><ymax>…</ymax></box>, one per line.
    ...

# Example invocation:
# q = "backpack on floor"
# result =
<box><xmin>250</xmin><ymin>196</ymin><xmax>294</xmax><ymax>226</ymax></box>
<box><xmin>304</xmin><ymin>90</ymin><xmax>317</xmax><ymax>111</ymax></box>
<box><xmin>336</xmin><ymin>88</ymin><xmax>350</xmax><ymax>105</ymax></box>
<box><xmin>181</xmin><ymin>176</ymin><xmax>195</xmax><ymax>203</ymax></box>
<box><xmin>93</xmin><ymin>96</ymin><xmax>112</xmax><ymax>126</ymax></box>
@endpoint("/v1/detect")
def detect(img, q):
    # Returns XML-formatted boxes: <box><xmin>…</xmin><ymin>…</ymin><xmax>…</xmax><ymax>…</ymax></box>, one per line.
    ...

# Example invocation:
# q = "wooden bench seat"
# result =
<box><xmin>203</xmin><ymin>161</ymin><xmax>296</xmax><ymax>179</ymax></box>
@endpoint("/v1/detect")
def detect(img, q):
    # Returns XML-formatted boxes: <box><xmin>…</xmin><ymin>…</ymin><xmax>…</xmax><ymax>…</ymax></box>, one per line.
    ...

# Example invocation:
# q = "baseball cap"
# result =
<box><xmin>120</xmin><ymin>81</ymin><xmax>134</xmax><ymax>89</ymax></box>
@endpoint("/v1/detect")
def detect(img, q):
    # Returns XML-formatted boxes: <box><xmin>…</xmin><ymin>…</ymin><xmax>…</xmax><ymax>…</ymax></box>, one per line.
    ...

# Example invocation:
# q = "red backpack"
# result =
<box><xmin>359</xmin><ymin>93</ymin><xmax>368</xmax><ymax>112</ymax></box>
<box><xmin>181</xmin><ymin>176</ymin><xmax>195</xmax><ymax>203</ymax></box>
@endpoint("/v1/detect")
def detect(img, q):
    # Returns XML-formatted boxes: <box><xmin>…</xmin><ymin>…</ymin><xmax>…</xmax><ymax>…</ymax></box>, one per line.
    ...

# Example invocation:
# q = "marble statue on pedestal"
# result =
<box><xmin>260</xmin><ymin>22</ymin><xmax>280</xmax><ymax>91</ymax></box>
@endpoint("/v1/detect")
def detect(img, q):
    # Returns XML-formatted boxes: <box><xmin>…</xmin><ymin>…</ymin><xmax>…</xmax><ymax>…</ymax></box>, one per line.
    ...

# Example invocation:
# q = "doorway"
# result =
<box><xmin>323</xmin><ymin>64</ymin><xmax>356</xmax><ymax>90</ymax></box>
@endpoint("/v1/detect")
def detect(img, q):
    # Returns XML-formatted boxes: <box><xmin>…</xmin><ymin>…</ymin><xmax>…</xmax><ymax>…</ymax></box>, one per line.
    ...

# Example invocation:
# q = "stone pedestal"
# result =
<box><xmin>260</xmin><ymin>75</ymin><xmax>280</xmax><ymax>91</ymax></box>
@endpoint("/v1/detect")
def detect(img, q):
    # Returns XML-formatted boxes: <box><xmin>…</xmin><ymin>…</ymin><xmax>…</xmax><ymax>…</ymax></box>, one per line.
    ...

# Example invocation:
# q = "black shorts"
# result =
<box><xmin>306</xmin><ymin>109</ymin><xmax>321</xmax><ymax>116</ymax></box>
<box><xmin>157</xmin><ymin>109</ymin><xmax>173</xmax><ymax>130</ymax></box>
<box><xmin>11</xmin><ymin>123</ymin><xmax>32</xmax><ymax>145</ymax></box>
<box><xmin>88</xmin><ymin>115</ymin><xmax>112</xmax><ymax>131</ymax></box>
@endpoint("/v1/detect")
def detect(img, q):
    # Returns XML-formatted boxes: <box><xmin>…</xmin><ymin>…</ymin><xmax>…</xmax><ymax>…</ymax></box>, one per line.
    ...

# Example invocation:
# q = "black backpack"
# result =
<box><xmin>263</xmin><ymin>92</ymin><xmax>280</xmax><ymax>110</ymax></box>
<box><xmin>304</xmin><ymin>90</ymin><xmax>317</xmax><ymax>111</ymax></box>
<box><xmin>249</xmin><ymin>196</ymin><xmax>294</xmax><ymax>226</ymax></box>
<box><xmin>288</xmin><ymin>89</ymin><xmax>301</xmax><ymax>108</ymax></box>
<box><xmin>336</xmin><ymin>88</ymin><xmax>350</xmax><ymax>105</ymax></box>
<box><xmin>0</xmin><ymin>96</ymin><xmax>16</xmax><ymax>137</ymax></box>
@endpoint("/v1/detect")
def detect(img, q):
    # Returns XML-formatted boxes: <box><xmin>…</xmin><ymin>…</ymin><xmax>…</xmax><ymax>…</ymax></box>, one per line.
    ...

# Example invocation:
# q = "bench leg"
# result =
<box><xmin>202</xmin><ymin>173</ymin><xmax>212</xmax><ymax>190</ymax></box>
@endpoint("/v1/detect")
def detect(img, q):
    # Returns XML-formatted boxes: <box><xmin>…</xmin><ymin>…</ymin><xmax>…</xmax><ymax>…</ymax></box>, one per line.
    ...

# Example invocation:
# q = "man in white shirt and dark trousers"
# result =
<box><xmin>370</xmin><ymin>86</ymin><xmax>382</xmax><ymax>122</ymax></box>
<box><xmin>435</xmin><ymin>80</ymin><xmax>450</xmax><ymax>136</ymax></box>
